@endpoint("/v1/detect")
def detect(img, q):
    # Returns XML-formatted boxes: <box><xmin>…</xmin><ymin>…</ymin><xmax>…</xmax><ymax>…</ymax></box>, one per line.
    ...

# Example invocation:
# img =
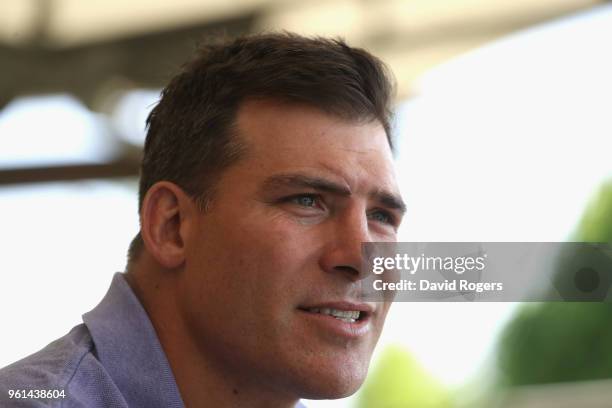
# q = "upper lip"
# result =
<box><xmin>298</xmin><ymin>301</ymin><xmax>375</xmax><ymax>315</ymax></box>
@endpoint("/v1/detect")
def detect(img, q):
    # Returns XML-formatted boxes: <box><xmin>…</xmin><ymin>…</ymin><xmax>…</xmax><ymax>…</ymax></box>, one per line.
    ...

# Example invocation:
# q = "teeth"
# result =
<box><xmin>307</xmin><ymin>307</ymin><xmax>361</xmax><ymax>322</ymax></box>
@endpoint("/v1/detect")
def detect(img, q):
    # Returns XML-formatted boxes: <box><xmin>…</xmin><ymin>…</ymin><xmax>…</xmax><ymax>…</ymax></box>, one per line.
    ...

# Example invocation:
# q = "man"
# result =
<box><xmin>0</xmin><ymin>33</ymin><xmax>405</xmax><ymax>407</ymax></box>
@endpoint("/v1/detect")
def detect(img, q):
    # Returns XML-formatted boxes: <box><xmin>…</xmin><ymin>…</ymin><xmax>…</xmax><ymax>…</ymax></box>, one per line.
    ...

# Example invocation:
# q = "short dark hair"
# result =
<box><xmin>127</xmin><ymin>32</ymin><xmax>396</xmax><ymax>266</ymax></box>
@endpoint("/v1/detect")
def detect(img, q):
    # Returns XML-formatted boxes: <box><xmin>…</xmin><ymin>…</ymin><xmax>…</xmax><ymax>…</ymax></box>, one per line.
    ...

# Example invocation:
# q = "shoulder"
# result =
<box><xmin>0</xmin><ymin>324</ymin><xmax>96</xmax><ymax>407</ymax></box>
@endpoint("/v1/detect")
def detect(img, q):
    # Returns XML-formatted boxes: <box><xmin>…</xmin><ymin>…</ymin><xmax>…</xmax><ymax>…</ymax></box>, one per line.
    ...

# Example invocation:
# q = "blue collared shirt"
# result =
<box><xmin>0</xmin><ymin>273</ymin><xmax>306</xmax><ymax>407</ymax></box>
<box><xmin>0</xmin><ymin>273</ymin><xmax>184</xmax><ymax>407</ymax></box>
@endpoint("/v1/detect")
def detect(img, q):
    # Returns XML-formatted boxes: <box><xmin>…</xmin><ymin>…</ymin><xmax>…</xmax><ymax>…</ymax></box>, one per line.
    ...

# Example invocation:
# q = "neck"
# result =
<box><xmin>125</xmin><ymin>258</ymin><xmax>300</xmax><ymax>408</ymax></box>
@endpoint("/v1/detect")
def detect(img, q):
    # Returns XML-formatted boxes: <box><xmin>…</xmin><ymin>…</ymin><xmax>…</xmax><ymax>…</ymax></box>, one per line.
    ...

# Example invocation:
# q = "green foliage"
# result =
<box><xmin>498</xmin><ymin>302</ymin><xmax>612</xmax><ymax>386</ymax></box>
<box><xmin>497</xmin><ymin>181</ymin><xmax>612</xmax><ymax>386</ymax></box>
<box><xmin>357</xmin><ymin>344</ymin><xmax>451</xmax><ymax>408</ymax></box>
<box><xmin>578</xmin><ymin>182</ymin><xmax>612</xmax><ymax>242</ymax></box>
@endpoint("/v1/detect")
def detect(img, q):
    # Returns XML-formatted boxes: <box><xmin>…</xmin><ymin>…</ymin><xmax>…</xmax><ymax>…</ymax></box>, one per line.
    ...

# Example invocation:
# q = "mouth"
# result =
<box><xmin>300</xmin><ymin>307</ymin><xmax>366</xmax><ymax>323</ymax></box>
<box><xmin>297</xmin><ymin>302</ymin><xmax>374</xmax><ymax>338</ymax></box>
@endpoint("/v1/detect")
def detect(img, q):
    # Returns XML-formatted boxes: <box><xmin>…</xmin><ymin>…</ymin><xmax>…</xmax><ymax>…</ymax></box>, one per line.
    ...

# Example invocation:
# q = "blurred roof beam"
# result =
<box><xmin>0</xmin><ymin>0</ymin><xmax>603</xmax><ymax>104</ymax></box>
<box><xmin>0</xmin><ymin>12</ymin><xmax>257</xmax><ymax>110</ymax></box>
<box><xmin>0</xmin><ymin>0</ymin><xmax>276</xmax><ymax>48</ymax></box>
<box><xmin>0</xmin><ymin>153</ymin><xmax>141</xmax><ymax>186</ymax></box>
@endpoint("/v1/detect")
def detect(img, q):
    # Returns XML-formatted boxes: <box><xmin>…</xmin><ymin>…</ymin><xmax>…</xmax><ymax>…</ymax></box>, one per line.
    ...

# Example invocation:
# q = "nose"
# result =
<box><xmin>319</xmin><ymin>206</ymin><xmax>371</xmax><ymax>282</ymax></box>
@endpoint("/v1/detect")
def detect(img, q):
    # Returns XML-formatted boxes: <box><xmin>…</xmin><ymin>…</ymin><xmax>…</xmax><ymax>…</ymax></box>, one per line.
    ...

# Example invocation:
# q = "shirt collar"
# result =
<box><xmin>83</xmin><ymin>272</ymin><xmax>185</xmax><ymax>408</ymax></box>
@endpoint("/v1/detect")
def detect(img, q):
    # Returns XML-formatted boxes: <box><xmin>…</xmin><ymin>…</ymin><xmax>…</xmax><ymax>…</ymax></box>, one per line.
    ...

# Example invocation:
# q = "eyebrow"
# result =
<box><xmin>373</xmin><ymin>189</ymin><xmax>407</xmax><ymax>215</ymax></box>
<box><xmin>260</xmin><ymin>173</ymin><xmax>407</xmax><ymax>215</ymax></box>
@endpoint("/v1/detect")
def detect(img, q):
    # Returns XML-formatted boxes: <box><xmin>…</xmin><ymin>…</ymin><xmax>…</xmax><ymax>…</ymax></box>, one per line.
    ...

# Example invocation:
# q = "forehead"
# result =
<box><xmin>234</xmin><ymin>100</ymin><xmax>398</xmax><ymax>192</ymax></box>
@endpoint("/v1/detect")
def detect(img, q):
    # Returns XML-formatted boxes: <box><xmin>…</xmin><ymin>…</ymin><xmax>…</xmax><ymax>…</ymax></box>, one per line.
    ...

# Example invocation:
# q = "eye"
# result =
<box><xmin>287</xmin><ymin>194</ymin><xmax>320</xmax><ymax>208</ymax></box>
<box><xmin>368</xmin><ymin>209</ymin><xmax>395</xmax><ymax>225</ymax></box>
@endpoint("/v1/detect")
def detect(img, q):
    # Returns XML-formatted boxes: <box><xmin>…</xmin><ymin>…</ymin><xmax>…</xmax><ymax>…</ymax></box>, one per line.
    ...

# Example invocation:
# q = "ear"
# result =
<box><xmin>140</xmin><ymin>181</ymin><xmax>196</xmax><ymax>269</ymax></box>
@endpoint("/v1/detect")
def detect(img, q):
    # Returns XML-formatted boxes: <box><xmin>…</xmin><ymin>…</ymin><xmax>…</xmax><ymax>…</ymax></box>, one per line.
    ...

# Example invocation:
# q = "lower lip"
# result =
<box><xmin>298</xmin><ymin>309</ymin><xmax>372</xmax><ymax>338</ymax></box>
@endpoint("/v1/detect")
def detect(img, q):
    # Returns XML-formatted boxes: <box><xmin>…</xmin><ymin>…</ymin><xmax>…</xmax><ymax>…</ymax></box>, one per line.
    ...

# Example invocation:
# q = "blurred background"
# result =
<box><xmin>1</xmin><ymin>0</ymin><xmax>612</xmax><ymax>407</ymax></box>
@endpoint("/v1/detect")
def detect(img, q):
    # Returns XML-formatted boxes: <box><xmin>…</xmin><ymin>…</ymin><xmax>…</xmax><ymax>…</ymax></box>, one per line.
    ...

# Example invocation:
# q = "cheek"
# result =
<box><xmin>187</xmin><ymin>215</ymin><xmax>323</xmax><ymax>309</ymax></box>
<box><xmin>242</xmin><ymin>223</ymin><xmax>321</xmax><ymax>292</ymax></box>
<box><xmin>231</xmin><ymin>212</ymin><xmax>323</xmax><ymax>270</ymax></box>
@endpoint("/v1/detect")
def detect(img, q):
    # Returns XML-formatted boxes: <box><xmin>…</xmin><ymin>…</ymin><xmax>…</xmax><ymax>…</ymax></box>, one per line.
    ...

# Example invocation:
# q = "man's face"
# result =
<box><xmin>177</xmin><ymin>100</ymin><xmax>404</xmax><ymax>399</ymax></box>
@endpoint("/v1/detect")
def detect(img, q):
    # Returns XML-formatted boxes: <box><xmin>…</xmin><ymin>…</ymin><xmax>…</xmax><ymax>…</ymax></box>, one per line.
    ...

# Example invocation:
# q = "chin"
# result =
<box><xmin>291</xmin><ymin>363</ymin><xmax>368</xmax><ymax>400</ymax></box>
<box><xmin>298</xmin><ymin>378</ymin><xmax>365</xmax><ymax>400</ymax></box>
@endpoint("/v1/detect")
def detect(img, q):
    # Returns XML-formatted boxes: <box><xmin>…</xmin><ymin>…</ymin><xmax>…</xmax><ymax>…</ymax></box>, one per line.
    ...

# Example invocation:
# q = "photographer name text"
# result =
<box><xmin>373</xmin><ymin>279</ymin><xmax>503</xmax><ymax>293</ymax></box>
